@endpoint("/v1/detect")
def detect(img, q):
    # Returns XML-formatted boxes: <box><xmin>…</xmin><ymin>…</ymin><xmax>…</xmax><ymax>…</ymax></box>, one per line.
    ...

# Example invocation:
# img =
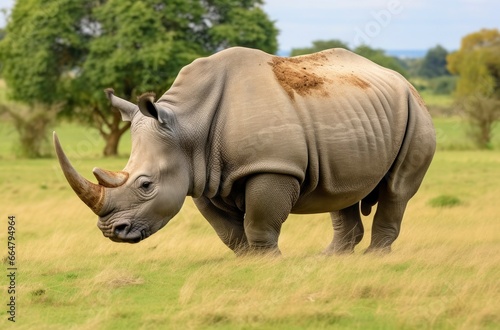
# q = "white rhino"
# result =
<box><xmin>54</xmin><ymin>47</ymin><xmax>435</xmax><ymax>255</ymax></box>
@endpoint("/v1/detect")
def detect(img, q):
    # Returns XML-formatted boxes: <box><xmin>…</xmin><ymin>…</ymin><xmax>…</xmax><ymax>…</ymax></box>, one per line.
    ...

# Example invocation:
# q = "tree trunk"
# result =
<box><xmin>103</xmin><ymin>129</ymin><xmax>121</xmax><ymax>156</ymax></box>
<box><xmin>101</xmin><ymin>111</ymin><xmax>131</xmax><ymax>157</ymax></box>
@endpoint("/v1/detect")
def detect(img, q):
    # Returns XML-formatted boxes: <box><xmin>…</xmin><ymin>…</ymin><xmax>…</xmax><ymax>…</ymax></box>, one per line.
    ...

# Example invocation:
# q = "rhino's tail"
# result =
<box><xmin>361</xmin><ymin>185</ymin><xmax>379</xmax><ymax>216</ymax></box>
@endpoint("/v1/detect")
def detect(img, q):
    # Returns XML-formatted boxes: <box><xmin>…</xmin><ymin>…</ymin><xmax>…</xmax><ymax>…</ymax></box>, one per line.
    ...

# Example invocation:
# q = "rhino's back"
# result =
<box><xmin>200</xmin><ymin>48</ymin><xmax>421</xmax><ymax>212</ymax></box>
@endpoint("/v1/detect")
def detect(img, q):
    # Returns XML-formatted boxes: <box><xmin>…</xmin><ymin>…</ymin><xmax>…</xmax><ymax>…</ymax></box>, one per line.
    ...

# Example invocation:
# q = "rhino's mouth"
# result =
<box><xmin>98</xmin><ymin>215</ymin><xmax>151</xmax><ymax>243</ymax></box>
<box><xmin>108</xmin><ymin>228</ymin><xmax>149</xmax><ymax>244</ymax></box>
<box><xmin>99</xmin><ymin>215</ymin><xmax>169</xmax><ymax>244</ymax></box>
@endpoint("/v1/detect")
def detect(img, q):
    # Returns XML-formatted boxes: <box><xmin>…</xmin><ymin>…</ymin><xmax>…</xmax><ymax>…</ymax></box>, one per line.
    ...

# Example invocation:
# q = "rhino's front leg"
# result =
<box><xmin>244</xmin><ymin>174</ymin><xmax>300</xmax><ymax>255</ymax></box>
<box><xmin>193</xmin><ymin>197</ymin><xmax>249</xmax><ymax>255</ymax></box>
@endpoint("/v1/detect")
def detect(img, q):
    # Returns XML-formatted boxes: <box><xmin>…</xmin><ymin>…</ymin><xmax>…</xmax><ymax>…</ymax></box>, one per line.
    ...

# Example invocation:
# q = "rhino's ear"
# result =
<box><xmin>104</xmin><ymin>88</ymin><xmax>137</xmax><ymax>122</ymax></box>
<box><xmin>137</xmin><ymin>93</ymin><xmax>175</xmax><ymax>127</ymax></box>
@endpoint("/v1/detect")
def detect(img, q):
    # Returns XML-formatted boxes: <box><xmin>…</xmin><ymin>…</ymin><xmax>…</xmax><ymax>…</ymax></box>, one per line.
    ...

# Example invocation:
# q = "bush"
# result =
<box><xmin>428</xmin><ymin>195</ymin><xmax>462</xmax><ymax>208</ymax></box>
<box><xmin>461</xmin><ymin>96</ymin><xmax>500</xmax><ymax>149</ymax></box>
<box><xmin>429</xmin><ymin>76</ymin><xmax>457</xmax><ymax>95</ymax></box>
<box><xmin>0</xmin><ymin>102</ymin><xmax>59</xmax><ymax>158</ymax></box>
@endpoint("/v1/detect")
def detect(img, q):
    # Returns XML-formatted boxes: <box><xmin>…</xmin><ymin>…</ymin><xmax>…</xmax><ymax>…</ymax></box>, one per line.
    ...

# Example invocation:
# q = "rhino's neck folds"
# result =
<box><xmin>154</xmin><ymin>59</ymin><xmax>227</xmax><ymax>199</ymax></box>
<box><xmin>179</xmin><ymin>117</ymin><xmax>222</xmax><ymax>199</ymax></box>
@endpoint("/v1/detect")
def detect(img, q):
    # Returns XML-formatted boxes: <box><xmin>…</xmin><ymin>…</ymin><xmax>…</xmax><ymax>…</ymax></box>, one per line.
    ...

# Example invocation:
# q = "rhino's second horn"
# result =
<box><xmin>53</xmin><ymin>132</ymin><xmax>105</xmax><ymax>215</ymax></box>
<box><xmin>93</xmin><ymin>168</ymin><xmax>128</xmax><ymax>188</ymax></box>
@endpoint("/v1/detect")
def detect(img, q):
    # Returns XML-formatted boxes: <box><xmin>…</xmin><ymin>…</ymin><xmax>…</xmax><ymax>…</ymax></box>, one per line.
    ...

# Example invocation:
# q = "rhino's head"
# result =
<box><xmin>54</xmin><ymin>89</ymin><xmax>190</xmax><ymax>243</ymax></box>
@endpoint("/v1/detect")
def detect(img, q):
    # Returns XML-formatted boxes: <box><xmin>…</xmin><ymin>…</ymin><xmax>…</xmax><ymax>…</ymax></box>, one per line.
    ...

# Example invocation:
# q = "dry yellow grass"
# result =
<box><xmin>1</xmin><ymin>150</ymin><xmax>499</xmax><ymax>329</ymax></box>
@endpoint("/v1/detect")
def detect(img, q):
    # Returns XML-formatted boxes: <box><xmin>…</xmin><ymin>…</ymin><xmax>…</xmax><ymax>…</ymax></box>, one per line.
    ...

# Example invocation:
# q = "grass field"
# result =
<box><xmin>1</xmin><ymin>115</ymin><xmax>500</xmax><ymax>329</ymax></box>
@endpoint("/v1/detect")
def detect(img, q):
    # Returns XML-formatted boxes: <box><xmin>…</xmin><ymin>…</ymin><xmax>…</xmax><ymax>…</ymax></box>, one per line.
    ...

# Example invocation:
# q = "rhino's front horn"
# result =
<box><xmin>53</xmin><ymin>132</ymin><xmax>105</xmax><ymax>215</ymax></box>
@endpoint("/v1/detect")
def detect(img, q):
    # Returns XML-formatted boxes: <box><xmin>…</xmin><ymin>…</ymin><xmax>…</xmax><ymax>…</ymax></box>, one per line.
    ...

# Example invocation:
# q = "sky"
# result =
<box><xmin>263</xmin><ymin>0</ymin><xmax>500</xmax><ymax>51</ymax></box>
<box><xmin>0</xmin><ymin>0</ymin><xmax>498</xmax><ymax>52</ymax></box>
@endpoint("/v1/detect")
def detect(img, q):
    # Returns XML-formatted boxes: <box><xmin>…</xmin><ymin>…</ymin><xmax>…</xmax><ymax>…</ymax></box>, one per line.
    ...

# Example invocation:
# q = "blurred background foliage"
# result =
<box><xmin>0</xmin><ymin>0</ymin><xmax>498</xmax><ymax>157</ymax></box>
<box><xmin>0</xmin><ymin>0</ymin><xmax>278</xmax><ymax>156</ymax></box>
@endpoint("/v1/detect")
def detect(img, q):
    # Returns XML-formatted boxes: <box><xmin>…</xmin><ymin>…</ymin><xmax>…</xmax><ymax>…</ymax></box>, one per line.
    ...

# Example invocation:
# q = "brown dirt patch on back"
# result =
<box><xmin>340</xmin><ymin>74</ymin><xmax>370</xmax><ymax>89</ymax></box>
<box><xmin>269</xmin><ymin>54</ymin><xmax>331</xmax><ymax>100</ymax></box>
<box><xmin>269</xmin><ymin>52</ymin><xmax>373</xmax><ymax>100</ymax></box>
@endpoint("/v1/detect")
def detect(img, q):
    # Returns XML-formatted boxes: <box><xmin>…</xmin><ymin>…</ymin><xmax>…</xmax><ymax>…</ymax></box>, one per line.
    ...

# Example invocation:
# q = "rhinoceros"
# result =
<box><xmin>54</xmin><ymin>47</ymin><xmax>435</xmax><ymax>255</ymax></box>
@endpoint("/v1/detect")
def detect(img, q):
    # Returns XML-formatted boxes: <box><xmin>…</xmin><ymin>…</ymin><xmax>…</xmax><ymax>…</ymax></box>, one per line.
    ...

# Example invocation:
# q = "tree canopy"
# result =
<box><xmin>0</xmin><ymin>0</ymin><xmax>278</xmax><ymax>156</ymax></box>
<box><xmin>447</xmin><ymin>29</ymin><xmax>500</xmax><ymax>99</ymax></box>
<box><xmin>418</xmin><ymin>45</ymin><xmax>450</xmax><ymax>78</ymax></box>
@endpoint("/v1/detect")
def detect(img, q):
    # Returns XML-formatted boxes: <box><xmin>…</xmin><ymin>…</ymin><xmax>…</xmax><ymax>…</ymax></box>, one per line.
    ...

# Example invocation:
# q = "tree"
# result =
<box><xmin>418</xmin><ymin>45</ymin><xmax>450</xmax><ymax>78</ymax></box>
<box><xmin>0</xmin><ymin>0</ymin><xmax>80</xmax><ymax>158</ymax></box>
<box><xmin>291</xmin><ymin>39</ymin><xmax>349</xmax><ymax>56</ymax></box>
<box><xmin>447</xmin><ymin>29</ymin><xmax>500</xmax><ymax>148</ymax></box>
<box><xmin>0</xmin><ymin>0</ymin><xmax>278</xmax><ymax>156</ymax></box>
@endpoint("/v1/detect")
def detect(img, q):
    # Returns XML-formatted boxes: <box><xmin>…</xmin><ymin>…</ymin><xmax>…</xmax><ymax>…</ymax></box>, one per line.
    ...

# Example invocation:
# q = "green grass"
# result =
<box><xmin>0</xmin><ymin>119</ymin><xmax>132</xmax><ymax>160</ymax></box>
<box><xmin>2</xmin><ymin>111</ymin><xmax>499</xmax><ymax>162</ymax></box>
<box><xmin>432</xmin><ymin>116</ymin><xmax>500</xmax><ymax>150</ymax></box>
<box><xmin>420</xmin><ymin>90</ymin><xmax>455</xmax><ymax>108</ymax></box>
<box><xmin>1</xmin><ymin>121</ymin><xmax>500</xmax><ymax>329</ymax></box>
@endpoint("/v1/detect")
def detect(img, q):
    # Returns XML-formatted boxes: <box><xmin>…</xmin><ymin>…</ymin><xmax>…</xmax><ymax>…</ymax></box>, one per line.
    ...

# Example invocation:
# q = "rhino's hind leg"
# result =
<box><xmin>244</xmin><ymin>174</ymin><xmax>300</xmax><ymax>255</ymax></box>
<box><xmin>324</xmin><ymin>202</ymin><xmax>364</xmax><ymax>255</ymax></box>
<box><xmin>366</xmin><ymin>183</ymin><xmax>408</xmax><ymax>253</ymax></box>
<box><xmin>365</xmin><ymin>94</ymin><xmax>435</xmax><ymax>253</ymax></box>
<box><xmin>193</xmin><ymin>197</ymin><xmax>249</xmax><ymax>255</ymax></box>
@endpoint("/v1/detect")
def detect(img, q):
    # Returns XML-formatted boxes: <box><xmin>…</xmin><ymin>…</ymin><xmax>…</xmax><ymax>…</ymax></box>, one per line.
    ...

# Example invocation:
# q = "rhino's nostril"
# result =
<box><xmin>113</xmin><ymin>223</ymin><xmax>130</xmax><ymax>236</ymax></box>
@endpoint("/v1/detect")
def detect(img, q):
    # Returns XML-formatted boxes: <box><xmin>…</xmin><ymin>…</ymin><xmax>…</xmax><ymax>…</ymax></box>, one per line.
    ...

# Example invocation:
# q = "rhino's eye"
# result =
<box><xmin>141</xmin><ymin>181</ymin><xmax>152</xmax><ymax>189</ymax></box>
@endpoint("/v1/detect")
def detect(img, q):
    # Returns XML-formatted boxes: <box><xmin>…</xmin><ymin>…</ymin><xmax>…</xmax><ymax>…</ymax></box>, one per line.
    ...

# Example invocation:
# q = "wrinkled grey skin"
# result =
<box><xmin>55</xmin><ymin>47</ymin><xmax>436</xmax><ymax>255</ymax></box>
